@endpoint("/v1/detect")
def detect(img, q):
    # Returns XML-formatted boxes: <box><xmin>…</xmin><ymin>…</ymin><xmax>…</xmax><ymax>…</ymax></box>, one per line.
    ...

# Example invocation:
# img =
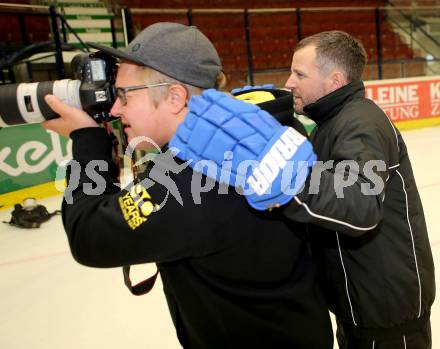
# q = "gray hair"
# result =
<box><xmin>296</xmin><ymin>31</ymin><xmax>367</xmax><ymax>82</ymax></box>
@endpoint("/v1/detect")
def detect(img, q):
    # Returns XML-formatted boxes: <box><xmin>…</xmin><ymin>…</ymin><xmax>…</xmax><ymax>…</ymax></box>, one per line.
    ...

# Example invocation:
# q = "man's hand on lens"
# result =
<box><xmin>42</xmin><ymin>94</ymin><xmax>99</xmax><ymax>137</ymax></box>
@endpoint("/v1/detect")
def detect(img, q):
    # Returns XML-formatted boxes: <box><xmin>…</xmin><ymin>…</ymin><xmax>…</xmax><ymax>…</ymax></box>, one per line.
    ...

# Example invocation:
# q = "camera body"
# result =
<box><xmin>0</xmin><ymin>51</ymin><xmax>117</xmax><ymax>127</ymax></box>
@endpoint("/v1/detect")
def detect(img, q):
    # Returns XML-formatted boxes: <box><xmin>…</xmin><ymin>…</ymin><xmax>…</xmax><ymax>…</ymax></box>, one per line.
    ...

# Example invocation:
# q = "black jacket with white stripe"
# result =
<box><xmin>283</xmin><ymin>81</ymin><xmax>435</xmax><ymax>338</ymax></box>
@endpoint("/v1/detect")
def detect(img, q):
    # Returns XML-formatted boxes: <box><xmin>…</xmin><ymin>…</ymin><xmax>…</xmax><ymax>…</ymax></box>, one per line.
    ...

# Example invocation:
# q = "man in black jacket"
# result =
<box><xmin>172</xmin><ymin>30</ymin><xmax>436</xmax><ymax>349</ymax></box>
<box><xmin>283</xmin><ymin>31</ymin><xmax>435</xmax><ymax>349</ymax></box>
<box><xmin>41</xmin><ymin>22</ymin><xmax>333</xmax><ymax>349</ymax></box>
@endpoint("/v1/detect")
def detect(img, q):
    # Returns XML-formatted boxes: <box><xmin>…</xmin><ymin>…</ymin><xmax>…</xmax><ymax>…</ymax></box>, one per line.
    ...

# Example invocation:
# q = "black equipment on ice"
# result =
<box><xmin>3</xmin><ymin>198</ymin><xmax>60</xmax><ymax>229</ymax></box>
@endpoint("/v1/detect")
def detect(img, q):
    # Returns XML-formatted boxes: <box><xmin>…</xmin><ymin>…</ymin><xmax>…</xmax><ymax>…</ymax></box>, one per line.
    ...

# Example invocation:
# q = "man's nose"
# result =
<box><xmin>110</xmin><ymin>98</ymin><xmax>122</xmax><ymax>117</ymax></box>
<box><xmin>284</xmin><ymin>74</ymin><xmax>297</xmax><ymax>90</ymax></box>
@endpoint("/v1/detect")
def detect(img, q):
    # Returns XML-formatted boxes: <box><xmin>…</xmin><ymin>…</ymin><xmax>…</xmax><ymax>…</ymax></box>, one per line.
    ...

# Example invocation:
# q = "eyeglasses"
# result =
<box><xmin>115</xmin><ymin>82</ymin><xmax>171</xmax><ymax>106</ymax></box>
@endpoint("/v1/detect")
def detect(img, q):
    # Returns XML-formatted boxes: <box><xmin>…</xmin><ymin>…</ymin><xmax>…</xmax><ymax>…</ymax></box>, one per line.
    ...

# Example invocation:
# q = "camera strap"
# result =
<box><xmin>122</xmin><ymin>265</ymin><xmax>159</xmax><ymax>296</ymax></box>
<box><xmin>104</xmin><ymin>120</ymin><xmax>159</xmax><ymax>296</ymax></box>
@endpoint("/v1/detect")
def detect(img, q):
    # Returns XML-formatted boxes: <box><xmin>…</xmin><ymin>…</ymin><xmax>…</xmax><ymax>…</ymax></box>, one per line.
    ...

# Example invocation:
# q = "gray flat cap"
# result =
<box><xmin>88</xmin><ymin>22</ymin><xmax>222</xmax><ymax>89</ymax></box>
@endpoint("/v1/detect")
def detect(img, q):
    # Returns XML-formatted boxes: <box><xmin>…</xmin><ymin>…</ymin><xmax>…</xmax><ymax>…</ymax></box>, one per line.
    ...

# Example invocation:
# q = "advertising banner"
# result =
<box><xmin>365</xmin><ymin>75</ymin><xmax>440</xmax><ymax>129</ymax></box>
<box><xmin>0</xmin><ymin>124</ymin><xmax>71</xmax><ymax>195</ymax></box>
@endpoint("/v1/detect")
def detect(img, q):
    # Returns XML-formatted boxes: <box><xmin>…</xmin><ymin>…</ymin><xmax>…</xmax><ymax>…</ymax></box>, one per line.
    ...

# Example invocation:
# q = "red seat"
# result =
<box><xmin>395</xmin><ymin>45</ymin><xmax>413</xmax><ymax>60</ymax></box>
<box><xmin>367</xmin><ymin>46</ymin><xmax>378</xmax><ymax>61</ymax></box>
<box><xmin>221</xmin><ymin>56</ymin><xmax>238</xmax><ymax>71</ymax></box>
<box><xmin>253</xmin><ymin>54</ymin><xmax>270</xmax><ymax>70</ymax></box>
<box><xmin>0</xmin><ymin>15</ymin><xmax>21</xmax><ymax>43</ymax></box>
<box><xmin>381</xmin><ymin>46</ymin><xmax>396</xmax><ymax>60</ymax></box>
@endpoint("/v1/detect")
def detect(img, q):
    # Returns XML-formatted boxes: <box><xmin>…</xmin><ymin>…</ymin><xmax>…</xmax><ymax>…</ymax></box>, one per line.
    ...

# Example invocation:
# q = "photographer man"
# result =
<box><xmin>42</xmin><ymin>22</ymin><xmax>332</xmax><ymax>349</ymax></box>
<box><xmin>173</xmin><ymin>31</ymin><xmax>435</xmax><ymax>348</ymax></box>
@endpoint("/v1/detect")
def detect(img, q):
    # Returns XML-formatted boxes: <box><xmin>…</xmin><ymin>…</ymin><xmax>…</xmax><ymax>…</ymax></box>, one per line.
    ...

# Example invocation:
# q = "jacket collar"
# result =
<box><xmin>303</xmin><ymin>80</ymin><xmax>365</xmax><ymax>126</ymax></box>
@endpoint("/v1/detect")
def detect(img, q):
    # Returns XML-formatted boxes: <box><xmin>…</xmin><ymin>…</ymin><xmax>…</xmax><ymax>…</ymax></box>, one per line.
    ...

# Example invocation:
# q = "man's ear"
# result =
<box><xmin>328</xmin><ymin>70</ymin><xmax>348</xmax><ymax>92</ymax></box>
<box><xmin>167</xmin><ymin>84</ymin><xmax>188</xmax><ymax>114</ymax></box>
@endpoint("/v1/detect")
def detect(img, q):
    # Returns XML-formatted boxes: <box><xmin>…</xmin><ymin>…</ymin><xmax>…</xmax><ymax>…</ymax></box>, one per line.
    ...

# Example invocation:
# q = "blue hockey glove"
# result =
<box><xmin>169</xmin><ymin>89</ymin><xmax>316</xmax><ymax>210</ymax></box>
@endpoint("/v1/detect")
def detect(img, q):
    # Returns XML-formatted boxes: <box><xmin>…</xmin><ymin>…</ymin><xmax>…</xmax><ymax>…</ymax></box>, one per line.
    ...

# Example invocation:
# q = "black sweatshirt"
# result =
<box><xmin>61</xmin><ymin>127</ymin><xmax>333</xmax><ymax>349</ymax></box>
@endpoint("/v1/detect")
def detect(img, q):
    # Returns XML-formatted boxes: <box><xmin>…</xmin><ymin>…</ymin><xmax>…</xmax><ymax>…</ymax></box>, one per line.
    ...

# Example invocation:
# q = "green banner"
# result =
<box><xmin>0</xmin><ymin>124</ymin><xmax>71</xmax><ymax>195</ymax></box>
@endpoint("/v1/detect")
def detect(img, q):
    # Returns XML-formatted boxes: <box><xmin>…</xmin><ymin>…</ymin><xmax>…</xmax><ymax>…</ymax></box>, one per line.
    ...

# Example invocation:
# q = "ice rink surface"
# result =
<box><xmin>1</xmin><ymin>126</ymin><xmax>439</xmax><ymax>349</ymax></box>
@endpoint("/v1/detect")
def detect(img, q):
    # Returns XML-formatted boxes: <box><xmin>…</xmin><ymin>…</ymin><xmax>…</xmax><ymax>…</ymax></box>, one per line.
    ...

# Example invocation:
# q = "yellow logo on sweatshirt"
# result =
<box><xmin>118</xmin><ymin>184</ymin><xmax>159</xmax><ymax>230</ymax></box>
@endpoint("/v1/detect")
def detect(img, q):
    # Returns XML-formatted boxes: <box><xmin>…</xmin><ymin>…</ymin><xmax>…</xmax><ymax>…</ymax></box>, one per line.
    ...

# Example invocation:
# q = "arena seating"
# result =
<box><xmin>0</xmin><ymin>0</ymin><xmax>428</xmax><ymax>86</ymax></box>
<box><xmin>0</xmin><ymin>13</ymin><xmax>52</xmax><ymax>51</ymax></box>
<box><xmin>121</xmin><ymin>0</ymin><xmax>426</xmax><ymax>84</ymax></box>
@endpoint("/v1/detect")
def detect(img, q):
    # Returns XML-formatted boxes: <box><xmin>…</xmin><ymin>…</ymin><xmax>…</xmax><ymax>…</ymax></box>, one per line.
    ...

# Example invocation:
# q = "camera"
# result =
<box><xmin>0</xmin><ymin>51</ymin><xmax>117</xmax><ymax>127</ymax></box>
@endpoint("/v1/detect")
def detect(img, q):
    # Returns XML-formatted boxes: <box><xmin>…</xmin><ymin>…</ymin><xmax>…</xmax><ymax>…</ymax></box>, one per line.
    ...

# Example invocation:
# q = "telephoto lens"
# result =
<box><xmin>0</xmin><ymin>52</ymin><xmax>117</xmax><ymax>127</ymax></box>
<box><xmin>0</xmin><ymin>79</ymin><xmax>81</xmax><ymax>127</ymax></box>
